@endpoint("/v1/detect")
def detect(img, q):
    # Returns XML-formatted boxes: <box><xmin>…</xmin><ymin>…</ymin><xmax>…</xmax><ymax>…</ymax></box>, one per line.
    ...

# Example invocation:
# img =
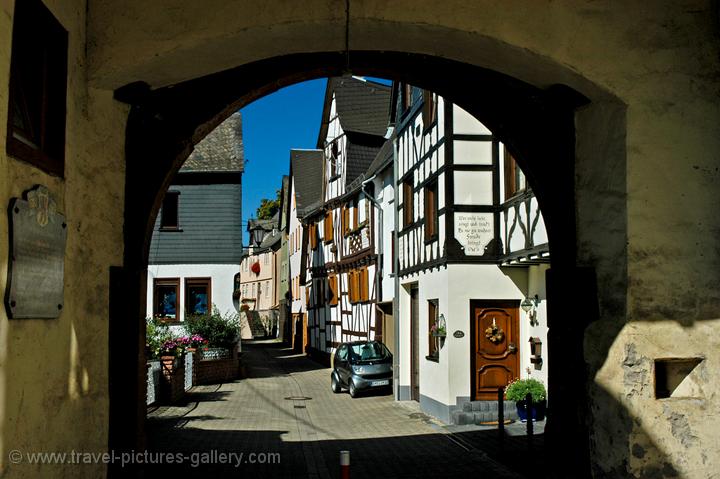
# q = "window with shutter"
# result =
<box><xmin>324</xmin><ymin>211</ymin><xmax>334</xmax><ymax>243</ymax></box>
<box><xmin>424</xmin><ymin>181</ymin><xmax>438</xmax><ymax>241</ymax></box>
<box><xmin>422</xmin><ymin>90</ymin><xmax>437</xmax><ymax>130</ymax></box>
<box><xmin>504</xmin><ymin>149</ymin><xmax>527</xmax><ymax>200</ymax></box>
<box><xmin>360</xmin><ymin>267</ymin><xmax>369</xmax><ymax>302</ymax></box>
<box><xmin>403</xmin><ymin>179</ymin><xmax>414</xmax><ymax>228</ymax></box>
<box><xmin>328</xmin><ymin>275</ymin><xmax>338</xmax><ymax>306</ymax></box>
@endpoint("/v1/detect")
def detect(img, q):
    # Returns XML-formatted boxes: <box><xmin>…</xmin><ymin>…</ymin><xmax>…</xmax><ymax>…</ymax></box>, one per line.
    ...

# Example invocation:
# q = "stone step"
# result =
<box><xmin>461</xmin><ymin>400</ymin><xmax>517</xmax><ymax>412</ymax></box>
<box><xmin>452</xmin><ymin>401</ymin><xmax>519</xmax><ymax>425</ymax></box>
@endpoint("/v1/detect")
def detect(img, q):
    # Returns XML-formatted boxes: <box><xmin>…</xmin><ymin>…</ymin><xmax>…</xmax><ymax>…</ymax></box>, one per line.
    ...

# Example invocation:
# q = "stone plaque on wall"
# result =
<box><xmin>454</xmin><ymin>213</ymin><xmax>494</xmax><ymax>256</ymax></box>
<box><xmin>5</xmin><ymin>185</ymin><xmax>67</xmax><ymax>319</ymax></box>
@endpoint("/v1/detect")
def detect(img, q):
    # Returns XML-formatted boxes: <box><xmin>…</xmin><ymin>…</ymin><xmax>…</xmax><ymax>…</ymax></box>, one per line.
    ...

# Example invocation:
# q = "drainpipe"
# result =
<box><xmin>392</xmin><ymin>137</ymin><xmax>400</xmax><ymax>401</ymax></box>
<box><xmin>361</xmin><ymin>174</ymin><xmax>381</xmax><ymax>341</ymax></box>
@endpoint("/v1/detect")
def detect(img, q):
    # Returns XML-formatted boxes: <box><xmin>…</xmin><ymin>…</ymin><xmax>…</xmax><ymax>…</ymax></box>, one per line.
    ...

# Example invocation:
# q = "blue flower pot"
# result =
<box><xmin>516</xmin><ymin>399</ymin><xmax>546</xmax><ymax>422</ymax></box>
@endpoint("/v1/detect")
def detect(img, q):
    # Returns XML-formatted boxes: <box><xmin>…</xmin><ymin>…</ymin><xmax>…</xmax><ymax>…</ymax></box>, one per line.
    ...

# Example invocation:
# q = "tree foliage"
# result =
<box><xmin>256</xmin><ymin>189</ymin><xmax>282</xmax><ymax>220</ymax></box>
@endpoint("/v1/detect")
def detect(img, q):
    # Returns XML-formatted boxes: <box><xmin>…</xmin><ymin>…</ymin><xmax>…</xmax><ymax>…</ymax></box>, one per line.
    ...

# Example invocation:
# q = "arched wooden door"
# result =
<box><xmin>471</xmin><ymin>301</ymin><xmax>520</xmax><ymax>400</ymax></box>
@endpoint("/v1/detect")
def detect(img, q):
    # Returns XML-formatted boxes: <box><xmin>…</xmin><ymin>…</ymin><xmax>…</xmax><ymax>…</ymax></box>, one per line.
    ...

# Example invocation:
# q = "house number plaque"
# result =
<box><xmin>5</xmin><ymin>185</ymin><xmax>67</xmax><ymax>319</ymax></box>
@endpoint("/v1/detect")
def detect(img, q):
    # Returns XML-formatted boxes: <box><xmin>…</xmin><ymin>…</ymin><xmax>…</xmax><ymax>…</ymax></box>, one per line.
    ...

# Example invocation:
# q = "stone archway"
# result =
<box><xmin>110</xmin><ymin>50</ymin><xmax>616</xmax><ymax>478</ymax></box>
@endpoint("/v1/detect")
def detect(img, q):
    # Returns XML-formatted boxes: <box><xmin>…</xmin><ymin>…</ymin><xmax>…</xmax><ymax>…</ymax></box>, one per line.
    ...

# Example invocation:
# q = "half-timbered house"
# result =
<box><xmin>301</xmin><ymin>77</ymin><xmax>392</xmax><ymax>362</ymax></box>
<box><xmin>393</xmin><ymin>85</ymin><xmax>551</xmax><ymax>424</ymax></box>
<box><xmin>287</xmin><ymin>149</ymin><xmax>324</xmax><ymax>352</ymax></box>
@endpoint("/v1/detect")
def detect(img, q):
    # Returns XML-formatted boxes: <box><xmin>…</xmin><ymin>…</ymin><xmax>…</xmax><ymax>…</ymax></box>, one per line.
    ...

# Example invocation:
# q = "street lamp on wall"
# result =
<box><xmin>521</xmin><ymin>294</ymin><xmax>540</xmax><ymax>326</ymax></box>
<box><xmin>250</xmin><ymin>223</ymin><xmax>265</xmax><ymax>246</ymax></box>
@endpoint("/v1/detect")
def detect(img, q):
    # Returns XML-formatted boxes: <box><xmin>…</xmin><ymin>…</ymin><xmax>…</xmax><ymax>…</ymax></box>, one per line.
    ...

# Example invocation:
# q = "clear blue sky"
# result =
<box><xmin>240</xmin><ymin>78</ymin><xmax>326</xmax><ymax>244</ymax></box>
<box><xmin>240</xmin><ymin>77</ymin><xmax>391</xmax><ymax>245</ymax></box>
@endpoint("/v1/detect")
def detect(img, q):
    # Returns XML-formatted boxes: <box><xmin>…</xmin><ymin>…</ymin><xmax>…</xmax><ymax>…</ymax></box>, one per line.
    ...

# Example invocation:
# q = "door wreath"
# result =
<box><xmin>485</xmin><ymin>322</ymin><xmax>505</xmax><ymax>344</ymax></box>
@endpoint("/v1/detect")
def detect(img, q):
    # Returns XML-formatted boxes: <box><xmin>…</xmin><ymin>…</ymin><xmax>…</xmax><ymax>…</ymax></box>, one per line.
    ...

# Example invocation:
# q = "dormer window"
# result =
<box><xmin>160</xmin><ymin>191</ymin><xmax>180</xmax><ymax>230</ymax></box>
<box><xmin>330</xmin><ymin>141</ymin><xmax>340</xmax><ymax>178</ymax></box>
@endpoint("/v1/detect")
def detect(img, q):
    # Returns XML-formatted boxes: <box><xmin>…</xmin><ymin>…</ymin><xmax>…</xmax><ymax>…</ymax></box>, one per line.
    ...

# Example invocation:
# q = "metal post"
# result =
<box><xmin>525</xmin><ymin>392</ymin><xmax>534</xmax><ymax>436</ymax></box>
<box><xmin>340</xmin><ymin>450</ymin><xmax>350</xmax><ymax>479</ymax></box>
<box><xmin>497</xmin><ymin>387</ymin><xmax>505</xmax><ymax>449</ymax></box>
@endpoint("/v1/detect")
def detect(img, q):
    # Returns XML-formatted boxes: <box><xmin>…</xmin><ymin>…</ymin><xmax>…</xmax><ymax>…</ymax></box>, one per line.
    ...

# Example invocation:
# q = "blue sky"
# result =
<box><xmin>239</xmin><ymin>76</ymin><xmax>391</xmax><ymax>245</ymax></box>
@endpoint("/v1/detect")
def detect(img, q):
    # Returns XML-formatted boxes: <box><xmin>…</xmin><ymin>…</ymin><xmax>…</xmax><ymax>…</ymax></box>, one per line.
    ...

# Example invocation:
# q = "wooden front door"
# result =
<box><xmin>302</xmin><ymin>312</ymin><xmax>309</xmax><ymax>353</ymax></box>
<box><xmin>471</xmin><ymin>301</ymin><xmax>520</xmax><ymax>400</ymax></box>
<box><xmin>292</xmin><ymin>313</ymin><xmax>302</xmax><ymax>352</ymax></box>
<box><xmin>410</xmin><ymin>287</ymin><xmax>420</xmax><ymax>401</ymax></box>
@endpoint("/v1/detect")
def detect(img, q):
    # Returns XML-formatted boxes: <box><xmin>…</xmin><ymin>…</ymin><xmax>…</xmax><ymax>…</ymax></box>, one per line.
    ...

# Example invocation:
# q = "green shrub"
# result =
<box><xmin>505</xmin><ymin>378</ymin><xmax>547</xmax><ymax>402</ymax></box>
<box><xmin>184</xmin><ymin>306</ymin><xmax>240</xmax><ymax>349</ymax></box>
<box><xmin>146</xmin><ymin>317</ymin><xmax>172</xmax><ymax>359</ymax></box>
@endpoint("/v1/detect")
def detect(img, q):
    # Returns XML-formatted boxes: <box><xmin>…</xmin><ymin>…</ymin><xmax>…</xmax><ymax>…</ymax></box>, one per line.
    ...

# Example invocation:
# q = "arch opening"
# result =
<box><xmin>111</xmin><ymin>50</ymin><xmax>624</xmax><ymax>478</ymax></box>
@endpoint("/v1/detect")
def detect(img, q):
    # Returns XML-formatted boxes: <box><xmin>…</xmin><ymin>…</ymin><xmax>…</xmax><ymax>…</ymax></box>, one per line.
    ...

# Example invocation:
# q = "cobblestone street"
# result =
<box><xmin>146</xmin><ymin>340</ymin><xmax>526</xmax><ymax>478</ymax></box>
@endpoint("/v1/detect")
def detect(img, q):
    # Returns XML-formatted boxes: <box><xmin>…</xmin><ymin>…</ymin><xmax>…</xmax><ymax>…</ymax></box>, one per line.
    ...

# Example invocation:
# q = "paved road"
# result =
<box><xmin>146</xmin><ymin>340</ymin><xmax>524</xmax><ymax>478</ymax></box>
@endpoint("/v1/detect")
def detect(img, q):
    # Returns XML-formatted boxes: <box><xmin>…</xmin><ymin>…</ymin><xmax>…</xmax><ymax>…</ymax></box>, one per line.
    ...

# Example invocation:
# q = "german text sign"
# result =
<box><xmin>6</xmin><ymin>186</ymin><xmax>67</xmax><ymax>319</ymax></box>
<box><xmin>454</xmin><ymin>213</ymin><xmax>493</xmax><ymax>256</ymax></box>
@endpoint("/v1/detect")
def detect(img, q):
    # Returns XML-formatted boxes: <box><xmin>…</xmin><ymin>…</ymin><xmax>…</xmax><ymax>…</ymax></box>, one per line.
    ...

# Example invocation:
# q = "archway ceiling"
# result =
<box><xmin>87</xmin><ymin>1</ymin><xmax>614</xmax><ymax>102</ymax></box>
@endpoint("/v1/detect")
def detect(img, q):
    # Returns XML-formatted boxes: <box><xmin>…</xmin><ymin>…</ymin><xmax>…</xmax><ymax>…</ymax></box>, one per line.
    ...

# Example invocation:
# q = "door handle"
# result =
<box><xmin>508</xmin><ymin>342</ymin><xmax>517</xmax><ymax>353</ymax></box>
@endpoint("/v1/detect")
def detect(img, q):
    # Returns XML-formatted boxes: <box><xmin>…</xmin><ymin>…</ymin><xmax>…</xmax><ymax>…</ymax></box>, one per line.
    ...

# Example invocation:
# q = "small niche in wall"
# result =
<box><xmin>654</xmin><ymin>358</ymin><xmax>704</xmax><ymax>399</ymax></box>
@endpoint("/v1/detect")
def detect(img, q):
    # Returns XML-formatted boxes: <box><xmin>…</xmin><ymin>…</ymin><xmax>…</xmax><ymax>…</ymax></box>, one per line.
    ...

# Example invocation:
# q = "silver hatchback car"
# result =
<box><xmin>331</xmin><ymin>340</ymin><xmax>393</xmax><ymax>398</ymax></box>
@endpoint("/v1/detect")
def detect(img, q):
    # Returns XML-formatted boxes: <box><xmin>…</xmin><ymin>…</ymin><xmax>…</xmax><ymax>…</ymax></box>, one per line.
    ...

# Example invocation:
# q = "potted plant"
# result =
<box><xmin>430</xmin><ymin>323</ymin><xmax>446</xmax><ymax>337</ymax></box>
<box><xmin>505</xmin><ymin>377</ymin><xmax>547</xmax><ymax>422</ymax></box>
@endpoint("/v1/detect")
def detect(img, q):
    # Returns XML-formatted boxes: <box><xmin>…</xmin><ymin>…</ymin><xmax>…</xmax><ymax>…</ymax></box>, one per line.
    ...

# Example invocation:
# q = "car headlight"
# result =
<box><xmin>352</xmin><ymin>365</ymin><xmax>364</xmax><ymax>374</ymax></box>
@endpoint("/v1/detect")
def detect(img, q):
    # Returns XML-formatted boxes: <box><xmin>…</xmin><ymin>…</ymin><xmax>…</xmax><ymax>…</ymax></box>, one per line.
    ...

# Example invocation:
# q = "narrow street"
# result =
<box><xmin>146</xmin><ymin>340</ymin><xmax>526</xmax><ymax>478</ymax></box>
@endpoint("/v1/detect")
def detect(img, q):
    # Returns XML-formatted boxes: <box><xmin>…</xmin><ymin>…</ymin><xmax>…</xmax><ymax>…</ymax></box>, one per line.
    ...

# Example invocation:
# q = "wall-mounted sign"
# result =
<box><xmin>453</xmin><ymin>330</ymin><xmax>465</xmax><ymax>338</ymax></box>
<box><xmin>5</xmin><ymin>185</ymin><xmax>67</xmax><ymax>319</ymax></box>
<box><xmin>454</xmin><ymin>213</ymin><xmax>493</xmax><ymax>256</ymax></box>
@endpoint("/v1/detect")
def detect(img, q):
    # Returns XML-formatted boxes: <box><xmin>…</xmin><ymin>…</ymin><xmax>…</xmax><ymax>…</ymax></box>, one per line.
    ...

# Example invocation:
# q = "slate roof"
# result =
<box><xmin>346</xmin><ymin>138</ymin><xmax>394</xmax><ymax>193</ymax></box>
<box><xmin>290</xmin><ymin>149</ymin><xmax>324</xmax><ymax>217</ymax></box>
<box><xmin>258</xmin><ymin>231</ymin><xmax>282</xmax><ymax>250</ymax></box>
<box><xmin>181</xmin><ymin>112</ymin><xmax>244</xmax><ymax>172</ymax></box>
<box><xmin>247</xmin><ymin>214</ymin><xmax>278</xmax><ymax>233</ymax></box>
<box><xmin>331</xmin><ymin>77</ymin><xmax>392</xmax><ymax>137</ymax></box>
<box><xmin>365</xmin><ymin>138</ymin><xmax>394</xmax><ymax>177</ymax></box>
<box><xmin>345</xmin><ymin>141</ymin><xmax>383</xmax><ymax>189</ymax></box>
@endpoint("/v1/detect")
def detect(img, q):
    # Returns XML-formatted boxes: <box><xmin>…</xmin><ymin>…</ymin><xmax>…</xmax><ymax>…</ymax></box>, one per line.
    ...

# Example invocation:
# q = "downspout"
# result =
<box><xmin>392</xmin><ymin>138</ymin><xmax>400</xmax><ymax>401</ymax></box>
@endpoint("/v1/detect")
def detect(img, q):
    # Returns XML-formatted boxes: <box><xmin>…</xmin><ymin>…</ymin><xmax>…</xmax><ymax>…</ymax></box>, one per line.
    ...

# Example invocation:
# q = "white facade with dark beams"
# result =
<box><xmin>301</xmin><ymin>76</ymin><xmax>392</xmax><ymax>363</ymax></box>
<box><xmin>394</xmin><ymin>84</ymin><xmax>550</xmax><ymax>424</ymax></box>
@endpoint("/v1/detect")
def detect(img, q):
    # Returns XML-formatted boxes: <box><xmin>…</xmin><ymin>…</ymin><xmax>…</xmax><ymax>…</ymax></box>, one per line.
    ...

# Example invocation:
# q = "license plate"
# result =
<box><xmin>371</xmin><ymin>380</ymin><xmax>389</xmax><ymax>386</ymax></box>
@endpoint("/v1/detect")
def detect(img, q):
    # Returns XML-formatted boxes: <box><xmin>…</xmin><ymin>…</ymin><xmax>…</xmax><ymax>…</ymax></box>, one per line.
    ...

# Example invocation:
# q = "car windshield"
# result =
<box><xmin>349</xmin><ymin>342</ymin><xmax>389</xmax><ymax>362</ymax></box>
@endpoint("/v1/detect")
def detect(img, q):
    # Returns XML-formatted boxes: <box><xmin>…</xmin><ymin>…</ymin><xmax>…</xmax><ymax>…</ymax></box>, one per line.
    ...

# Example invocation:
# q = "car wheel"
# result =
<box><xmin>331</xmin><ymin>374</ymin><xmax>341</xmax><ymax>393</ymax></box>
<box><xmin>348</xmin><ymin>380</ymin><xmax>358</xmax><ymax>398</ymax></box>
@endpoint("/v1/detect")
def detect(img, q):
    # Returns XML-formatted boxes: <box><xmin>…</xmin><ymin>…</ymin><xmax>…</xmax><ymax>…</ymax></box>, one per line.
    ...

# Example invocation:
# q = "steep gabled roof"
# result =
<box><xmin>290</xmin><ymin>149</ymin><xmax>324</xmax><ymax>217</ymax></box>
<box><xmin>346</xmin><ymin>138</ymin><xmax>394</xmax><ymax>193</ymax></box>
<box><xmin>182</xmin><ymin>112</ymin><xmax>244</xmax><ymax>172</ymax></box>
<box><xmin>333</xmin><ymin>77</ymin><xmax>391</xmax><ymax>137</ymax></box>
<box><xmin>345</xmin><ymin>141</ymin><xmax>383</xmax><ymax>189</ymax></box>
<box><xmin>317</xmin><ymin>77</ymin><xmax>391</xmax><ymax>148</ymax></box>
<box><xmin>365</xmin><ymin>138</ymin><xmax>394</xmax><ymax>178</ymax></box>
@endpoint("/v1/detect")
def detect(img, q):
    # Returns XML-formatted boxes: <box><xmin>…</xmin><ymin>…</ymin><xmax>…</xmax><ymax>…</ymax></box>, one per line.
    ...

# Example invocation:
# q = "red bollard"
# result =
<box><xmin>340</xmin><ymin>450</ymin><xmax>350</xmax><ymax>479</ymax></box>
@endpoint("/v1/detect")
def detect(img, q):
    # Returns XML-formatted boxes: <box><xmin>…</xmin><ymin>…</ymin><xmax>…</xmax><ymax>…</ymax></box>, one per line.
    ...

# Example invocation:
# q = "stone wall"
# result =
<box><xmin>0</xmin><ymin>1</ymin><xmax>128</xmax><ymax>477</ymax></box>
<box><xmin>194</xmin><ymin>359</ymin><xmax>240</xmax><ymax>386</ymax></box>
